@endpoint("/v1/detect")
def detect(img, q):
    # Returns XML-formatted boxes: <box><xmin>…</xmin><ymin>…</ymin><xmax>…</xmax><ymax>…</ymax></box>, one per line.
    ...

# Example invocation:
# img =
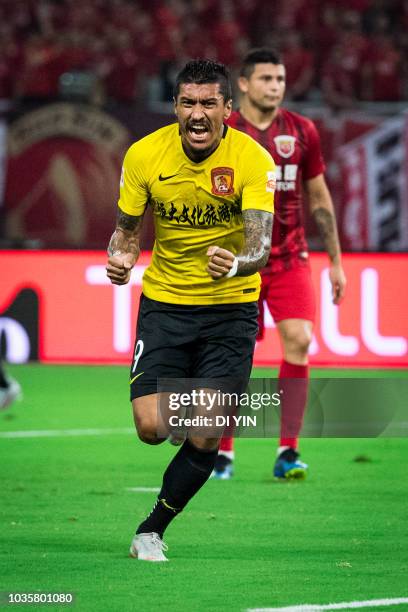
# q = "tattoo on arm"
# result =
<box><xmin>107</xmin><ymin>207</ymin><xmax>143</xmax><ymax>260</ymax></box>
<box><xmin>116</xmin><ymin>208</ymin><xmax>142</xmax><ymax>232</ymax></box>
<box><xmin>312</xmin><ymin>207</ymin><xmax>341</xmax><ymax>264</ymax></box>
<box><xmin>236</xmin><ymin>209</ymin><xmax>273</xmax><ymax>276</ymax></box>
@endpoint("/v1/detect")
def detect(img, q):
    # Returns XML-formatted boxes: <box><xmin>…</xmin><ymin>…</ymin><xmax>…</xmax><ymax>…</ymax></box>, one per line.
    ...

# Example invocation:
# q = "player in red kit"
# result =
<box><xmin>214</xmin><ymin>48</ymin><xmax>346</xmax><ymax>480</ymax></box>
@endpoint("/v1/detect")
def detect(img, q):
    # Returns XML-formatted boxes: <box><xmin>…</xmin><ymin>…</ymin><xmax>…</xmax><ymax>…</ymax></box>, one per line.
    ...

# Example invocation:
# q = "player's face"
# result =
<box><xmin>175</xmin><ymin>83</ymin><xmax>232</xmax><ymax>161</ymax></box>
<box><xmin>239</xmin><ymin>63</ymin><xmax>286</xmax><ymax>112</ymax></box>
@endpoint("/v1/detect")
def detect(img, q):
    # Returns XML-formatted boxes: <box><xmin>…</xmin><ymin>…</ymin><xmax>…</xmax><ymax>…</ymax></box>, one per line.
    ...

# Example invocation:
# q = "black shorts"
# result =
<box><xmin>130</xmin><ymin>295</ymin><xmax>258</xmax><ymax>400</ymax></box>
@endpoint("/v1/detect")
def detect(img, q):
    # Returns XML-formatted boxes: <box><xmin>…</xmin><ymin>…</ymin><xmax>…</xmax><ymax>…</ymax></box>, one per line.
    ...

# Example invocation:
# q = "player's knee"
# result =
<box><xmin>134</xmin><ymin>415</ymin><xmax>161</xmax><ymax>445</ymax></box>
<box><xmin>136</xmin><ymin>425</ymin><xmax>161</xmax><ymax>445</ymax></box>
<box><xmin>285</xmin><ymin>327</ymin><xmax>312</xmax><ymax>355</ymax></box>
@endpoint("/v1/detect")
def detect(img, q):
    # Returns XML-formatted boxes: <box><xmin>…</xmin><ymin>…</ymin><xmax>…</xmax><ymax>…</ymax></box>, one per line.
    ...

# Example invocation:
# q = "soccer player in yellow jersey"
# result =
<box><xmin>106</xmin><ymin>60</ymin><xmax>275</xmax><ymax>561</ymax></box>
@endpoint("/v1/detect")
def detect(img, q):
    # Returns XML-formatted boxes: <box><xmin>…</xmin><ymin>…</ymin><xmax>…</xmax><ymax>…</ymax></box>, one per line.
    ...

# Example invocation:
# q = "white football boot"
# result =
<box><xmin>129</xmin><ymin>532</ymin><xmax>169</xmax><ymax>562</ymax></box>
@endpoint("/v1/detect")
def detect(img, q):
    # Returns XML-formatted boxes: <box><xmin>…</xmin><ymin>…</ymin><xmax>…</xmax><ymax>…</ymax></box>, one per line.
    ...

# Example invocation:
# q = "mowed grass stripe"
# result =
<box><xmin>248</xmin><ymin>596</ymin><xmax>408</xmax><ymax>611</ymax></box>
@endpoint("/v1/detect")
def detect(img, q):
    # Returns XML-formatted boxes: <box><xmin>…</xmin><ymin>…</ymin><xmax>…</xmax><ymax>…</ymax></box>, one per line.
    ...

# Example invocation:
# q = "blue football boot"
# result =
<box><xmin>273</xmin><ymin>448</ymin><xmax>308</xmax><ymax>480</ymax></box>
<box><xmin>211</xmin><ymin>454</ymin><xmax>234</xmax><ymax>480</ymax></box>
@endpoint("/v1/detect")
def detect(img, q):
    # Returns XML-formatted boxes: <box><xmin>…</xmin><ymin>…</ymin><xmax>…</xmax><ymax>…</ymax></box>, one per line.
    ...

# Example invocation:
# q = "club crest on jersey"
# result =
<box><xmin>274</xmin><ymin>135</ymin><xmax>296</xmax><ymax>158</ymax></box>
<box><xmin>211</xmin><ymin>167</ymin><xmax>234</xmax><ymax>195</ymax></box>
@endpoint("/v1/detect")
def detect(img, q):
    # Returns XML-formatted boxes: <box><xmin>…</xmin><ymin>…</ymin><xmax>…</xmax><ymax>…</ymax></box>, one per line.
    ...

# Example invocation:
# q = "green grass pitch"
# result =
<box><xmin>1</xmin><ymin>365</ymin><xmax>408</xmax><ymax>612</ymax></box>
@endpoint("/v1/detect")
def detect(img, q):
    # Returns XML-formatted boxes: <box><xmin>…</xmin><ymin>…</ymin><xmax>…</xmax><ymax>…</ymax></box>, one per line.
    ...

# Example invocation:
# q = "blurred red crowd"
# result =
<box><xmin>0</xmin><ymin>0</ymin><xmax>407</xmax><ymax>108</ymax></box>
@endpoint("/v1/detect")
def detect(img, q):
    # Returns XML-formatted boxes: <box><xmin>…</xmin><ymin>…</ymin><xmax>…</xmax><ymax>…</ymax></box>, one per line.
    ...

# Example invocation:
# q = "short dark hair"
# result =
<box><xmin>174</xmin><ymin>59</ymin><xmax>232</xmax><ymax>102</ymax></box>
<box><xmin>240</xmin><ymin>48</ymin><xmax>283</xmax><ymax>79</ymax></box>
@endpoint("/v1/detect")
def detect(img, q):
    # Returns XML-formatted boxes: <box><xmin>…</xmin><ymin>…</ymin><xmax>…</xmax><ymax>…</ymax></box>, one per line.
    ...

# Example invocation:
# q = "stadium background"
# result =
<box><xmin>1</xmin><ymin>1</ymin><xmax>407</xmax><ymax>611</ymax></box>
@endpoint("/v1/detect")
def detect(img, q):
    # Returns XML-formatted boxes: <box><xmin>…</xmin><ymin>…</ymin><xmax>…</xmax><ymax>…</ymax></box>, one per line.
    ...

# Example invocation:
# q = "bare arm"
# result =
<box><xmin>106</xmin><ymin>207</ymin><xmax>144</xmax><ymax>285</ymax></box>
<box><xmin>305</xmin><ymin>174</ymin><xmax>346</xmax><ymax>304</ymax></box>
<box><xmin>206</xmin><ymin>209</ymin><xmax>273</xmax><ymax>279</ymax></box>
<box><xmin>306</xmin><ymin>174</ymin><xmax>341</xmax><ymax>264</ymax></box>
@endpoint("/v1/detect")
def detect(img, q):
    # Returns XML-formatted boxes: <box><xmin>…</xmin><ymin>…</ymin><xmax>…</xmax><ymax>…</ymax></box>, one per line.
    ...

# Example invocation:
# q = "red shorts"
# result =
<box><xmin>257</xmin><ymin>261</ymin><xmax>316</xmax><ymax>340</ymax></box>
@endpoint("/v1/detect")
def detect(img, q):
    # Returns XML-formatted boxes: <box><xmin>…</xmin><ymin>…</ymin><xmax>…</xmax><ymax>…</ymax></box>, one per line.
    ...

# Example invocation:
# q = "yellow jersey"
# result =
<box><xmin>118</xmin><ymin>123</ymin><xmax>275</xmax><ymax>305</ymax></box>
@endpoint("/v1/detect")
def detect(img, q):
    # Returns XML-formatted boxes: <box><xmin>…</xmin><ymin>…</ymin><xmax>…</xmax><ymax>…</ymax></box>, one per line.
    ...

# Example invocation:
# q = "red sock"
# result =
<box><xmin>219</xmin><ymin>437</ymin><xmax>234</xmax><ymax>452</ymax></box>
<box><xmin>279</xmin><ymin>360</ymin><xmax>309</xmax><ymax>449</ymax></box>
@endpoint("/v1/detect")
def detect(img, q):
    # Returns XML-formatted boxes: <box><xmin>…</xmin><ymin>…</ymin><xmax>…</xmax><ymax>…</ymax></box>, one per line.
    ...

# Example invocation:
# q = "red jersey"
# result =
<box><xmin>227</xmin><ymin>108</ymin><xmax>325</xmax><ymax>272</ymax></box>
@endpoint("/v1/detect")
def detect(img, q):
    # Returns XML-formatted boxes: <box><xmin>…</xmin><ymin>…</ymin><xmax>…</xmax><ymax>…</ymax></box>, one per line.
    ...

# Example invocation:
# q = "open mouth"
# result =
<box><xmin>188</xmin><ymin>124</ymin><xmax>209</xmax><ymax>142</ymax></box>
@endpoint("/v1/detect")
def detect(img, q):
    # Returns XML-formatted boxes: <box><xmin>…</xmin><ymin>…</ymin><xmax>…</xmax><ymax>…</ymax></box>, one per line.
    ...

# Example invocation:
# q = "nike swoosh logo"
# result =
<box><xmin>158</xmin><ymin>173</ymin><xmax>179</xmax><ymax>181</ymax></box>
<box><xmin>130</xmin><ymin>372</ymin><xmax>144</xmax><ymax>385</ymax></box>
